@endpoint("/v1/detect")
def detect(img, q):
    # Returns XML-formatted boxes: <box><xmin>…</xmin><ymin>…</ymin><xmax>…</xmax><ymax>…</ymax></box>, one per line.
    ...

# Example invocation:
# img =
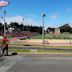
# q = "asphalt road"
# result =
<box><xmin>0</xmin><ymin>55</ymin><xmax>72</xmax><ymax>72</ymax></box>
<box><xmin>7</xmin><ymin>56</ymin><xmax>72</xmax><ymax>72</ymax></box>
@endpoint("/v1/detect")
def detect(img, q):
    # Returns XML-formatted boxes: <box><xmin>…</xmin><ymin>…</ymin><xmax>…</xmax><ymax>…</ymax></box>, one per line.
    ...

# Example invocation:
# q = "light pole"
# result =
<box><xmin>3</xmin><ymin>7</ymin><xmax>6</xmax><ymax>36</ymax></box>
<box><xmin>23</xmin><ymin>18</ymin><xmax>24</xmax><ymax>31</ymax></box>
<box><xmin>42</xmin><ymin>12</ymin><xmax>46</xmax><ymax>50</ymax></box>
<box><xmin>0</xmin><ymin>0</ymin><xmax>9</xmax><ymax>36</ymax></box>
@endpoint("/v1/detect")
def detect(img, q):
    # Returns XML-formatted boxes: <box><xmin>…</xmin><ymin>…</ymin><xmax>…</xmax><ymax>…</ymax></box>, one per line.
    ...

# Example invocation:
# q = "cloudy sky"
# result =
<box><xmin>0</xmin><ymin>0</ymin><xmax>72</xmax><ymax>28</ymax></box>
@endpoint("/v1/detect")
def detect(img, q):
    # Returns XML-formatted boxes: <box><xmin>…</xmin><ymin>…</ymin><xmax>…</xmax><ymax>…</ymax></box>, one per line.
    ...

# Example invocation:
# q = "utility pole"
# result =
<box><xmin>23</xmin><ymin>18</ymin><xmax>24</xmax><ymax>31</ymax></box>
<box><xmin>4</xmin><ymin>7</ymin><xmax>6</xmax><ymax>36</ymax></box>
<box><xmin>0</xmin><ymin>0</ymin><xmax>9</xmax><ymax>36</ymax></box>
<box><xmin>42</xmin><ymin>12</ymin><xmax>46</xmax><ymax>50</ymax></box>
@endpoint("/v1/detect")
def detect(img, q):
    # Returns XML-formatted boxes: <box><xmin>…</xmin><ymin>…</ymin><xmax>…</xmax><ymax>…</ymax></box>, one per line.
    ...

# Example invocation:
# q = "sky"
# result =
<box><xmin>0</xmin><ymin>0</ymin><xmax>72</xmax><ymax>29</ymax></box>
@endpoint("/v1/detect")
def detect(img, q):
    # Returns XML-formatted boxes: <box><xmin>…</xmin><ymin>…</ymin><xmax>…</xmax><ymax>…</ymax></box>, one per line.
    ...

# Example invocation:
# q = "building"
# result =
<box><xmin>55</xmin><ymin>28</ymin><xmax>60</xmax><ymax>34</ymax></box>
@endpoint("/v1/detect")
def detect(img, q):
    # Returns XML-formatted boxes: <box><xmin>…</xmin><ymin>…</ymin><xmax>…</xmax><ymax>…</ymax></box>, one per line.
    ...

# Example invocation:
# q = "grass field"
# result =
<box><xmin>9</xmin><ymin>48</ymin><xmax>72</xmax><ymax>53</ymax></box>
<box><xmin>9</xmin><ymin>44</ymin><xmax>72</xmax><ymax>48</ymax></box>
<box><xmin>31</xmin><ymin>33</ymin><xmax>72</xmax><ymax>39</ymax></box>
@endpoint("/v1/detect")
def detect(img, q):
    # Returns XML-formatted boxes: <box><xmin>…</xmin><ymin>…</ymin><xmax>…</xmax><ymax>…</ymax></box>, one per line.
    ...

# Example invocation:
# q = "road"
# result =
<box><xmin>0</xmin><ymin>55</ymin><xmax>72</xmax><ymax>72</ymax></box>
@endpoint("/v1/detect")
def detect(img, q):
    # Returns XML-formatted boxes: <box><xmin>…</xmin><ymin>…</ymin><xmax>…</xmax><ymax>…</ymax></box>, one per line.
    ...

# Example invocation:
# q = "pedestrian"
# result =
<box><xmin>2</xmin><ymin>35</ymin><xmax>8</xmax><ymax>56</ymax></box>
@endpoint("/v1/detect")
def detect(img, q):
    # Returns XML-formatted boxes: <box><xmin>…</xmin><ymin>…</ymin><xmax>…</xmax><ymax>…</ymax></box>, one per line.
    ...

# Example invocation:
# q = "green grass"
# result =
<box><xmin>31</xmin><ymin>33</ymin><xmax>72</xmax><ymax>39</ymax></box>
<box><xmin>9</xmin><ymin>48</ymin><xmax>72</xmax><ymax>53</ymax></box>
<box><xmin>45</xmin><ymin>46</ymin><xmax>72</xmax><ymax>48</ymax></box>
<box><xmin>37</xmin><ymin>50</ymin><xmax>67</xmax><ymax>53</ymax></box>
<box><xmin>9</xmin><ymin>44</ymin><xmax>72</xmax><ymax>48</ymax></box>
<box><xmin>9</xmin><ymin>49</ymin><xmax>31</xmax><ymax>52</ymax></box>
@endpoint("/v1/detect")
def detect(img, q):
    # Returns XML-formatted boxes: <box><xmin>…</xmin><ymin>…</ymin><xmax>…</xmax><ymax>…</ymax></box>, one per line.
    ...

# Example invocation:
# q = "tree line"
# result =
<box><xmin>0</xmin><ymin>22</ymin><xmax>72</xmax><ymax>34</ymax></box>
<box><xmin>0</xmin><ymin>22</ymin><xmax>42</xmax><ymax>34</ymax></box>
<box><xmin>46</xmin><ymin>24</ymin><xmax>72</xmax><ymax>33</ymax></box>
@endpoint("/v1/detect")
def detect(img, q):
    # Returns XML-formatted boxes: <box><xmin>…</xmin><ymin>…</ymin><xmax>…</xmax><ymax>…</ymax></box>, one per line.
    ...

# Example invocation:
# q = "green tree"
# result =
<box><xmin>20</xmin><ymin>24</ymin><xmax>24</xmax><ymax>31</ymax></box>
<box><xmin>0</xmin><ymin>22</ymin><xmax>4</xmax><ymax>31</ymax></box>
<box><xmin>59</xmin><ymin>24</ymin><xmax>71</xmax><ymax>33</ymax></box>
<box><xmin>70</xmin><ymin>28</ymin><xmax>72</xmax><ymax>33</ymax></box>
<box><xmin>9</xmin><ymin>22</ymin><xmax>20</xmax><ymax>29</ymax></box>
<box><xmin>46</xmin><ymin>27</ymin><xmax>55</xmax><ymax>33</ymax></box>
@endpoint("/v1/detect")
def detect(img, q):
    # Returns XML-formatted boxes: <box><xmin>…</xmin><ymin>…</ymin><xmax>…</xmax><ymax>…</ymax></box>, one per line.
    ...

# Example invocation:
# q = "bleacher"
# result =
<box><xmin>0</xmin><ymin>29</ymin><xmax>38</xmax><ymax>38</ymax></box>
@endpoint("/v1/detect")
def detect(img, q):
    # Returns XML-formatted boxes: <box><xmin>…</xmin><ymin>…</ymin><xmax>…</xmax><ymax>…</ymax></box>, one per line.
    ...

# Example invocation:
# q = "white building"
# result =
<box><xmin>55</xmin><ymin>28</ymin><xmax>60</xmax><ymax>34</ymax></box>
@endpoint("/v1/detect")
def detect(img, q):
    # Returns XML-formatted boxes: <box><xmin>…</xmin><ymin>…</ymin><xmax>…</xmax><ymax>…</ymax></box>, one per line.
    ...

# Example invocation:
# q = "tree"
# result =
<box><xmin>20</xmin><ymin>24</ymin><xmax>24</xmax><ymax>31</ymax></box>
<box><xmin>9</xmin><ymin>22</ymin><xmax>20</xmax><ymax>29</ymax></box>
<box><xmin>59</xmin><ymin>24</ymin><xmax>71</xmax><ymax>33</ymax></box>
<box><xmin>70</xmin><ymin>28</ymin><xmax>72</xmax><ymax>33</ymax></box>
<box><xmin>46</xmin><ymin>27</ymin><xmax>55</xmax><ymax>33</ymax></box>
<box><xmin>30</xmin><ymin>26</ymin><xmax>42</xmax><ymax>34</ymax></box>
<box><xmin>0</xmin><ymin>22</ymin><xmax>4</xmax><ymax>31</ymax></box>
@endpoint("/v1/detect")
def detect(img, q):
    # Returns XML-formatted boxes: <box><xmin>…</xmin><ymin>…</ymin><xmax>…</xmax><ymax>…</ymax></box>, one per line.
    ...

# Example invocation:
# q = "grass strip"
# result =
<box><xmin>9</xmin><ymin>48</ymin><xmax>72</xmax><ymax>53</ymax></box>
<box><xmin>9</xmin><ymin>44</ymin><xmax>72</xmax><ymax>48</ymax></box>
